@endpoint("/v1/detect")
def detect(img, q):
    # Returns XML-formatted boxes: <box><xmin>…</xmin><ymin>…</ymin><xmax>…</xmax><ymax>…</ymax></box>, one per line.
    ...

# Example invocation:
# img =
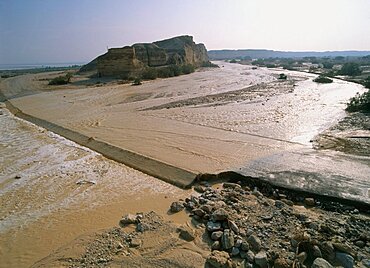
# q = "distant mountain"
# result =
<box><xmin>208</xmin><ymin>49</ymin><xmax>370</xmax><ymax>60</ymax></box>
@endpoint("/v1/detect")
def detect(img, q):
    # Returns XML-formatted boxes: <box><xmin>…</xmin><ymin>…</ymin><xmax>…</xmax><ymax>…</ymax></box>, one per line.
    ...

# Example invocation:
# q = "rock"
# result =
<box><xmin>211</xmin><ymin>231</ymin><xmax>223</xmax><ymax>240</ymax></box>
<box><xmin>76</xmin><ymin>179</ymin><xmax>96</xmax><ymax>185</ymax></box>
<box><xmin>308</xmin><ymin>222</ymin><xmax>320</xmax><ymax>230</ymax></box>
<box><xmin>311</xmin><ymin>258</ymin><xmax>333</xmax><ymax>268</ymax></box>
<box><xmin>207</xmin><ymin>221</ymin><xmax>222</xmax><ymax>232</ymax></box>
<box><xmin>335</xmin><ymin>252</ymin><xmax>354</xmax><ymax>268</ymax></box>
<box><xmin>200</xmin><ymin>204</ymin><xmax>213</xmax><ymax>214</ymax></box>
<box><xmin>235</xmin><ymin>239</ymin><xmax>243</xmax><ymax>248</ymax></box>
<box><xmin>241</xmin><ymin>241</ymin><xmax>250</xmax><ymax>251</ymax></box>
<box><xmin>243</xmin><ymin>261</ymin><xmax>253</xmax><ymax>268</ymax></box>
<box><xmin>223</xmin><ymin>182</ymin><xmax>241</xmax><ymax>189</ymax></box>
<box><xmin>304</xmin><ymin>197</ymin><xmax>315</xmax><ymax>206</ymax></box>
<box><xmin>194</xmin><ymin>185</ymin><xmax>206</xmax><ymax>193</ymax></box>
<box><xmin>275</xmin><ymin>200</ymin><xmax>285</xmax><ymax>209</ymax></box>
<box><xmin>274</xmin><ymin>258</ymin><xmax>290</xmax><ymax>268</ymax></box>
<box><xmin>247</xmin><ymin>234</ymin><xmax>262</xmax><ymax>252</ymax></box>
<box><xmin>231</xmin><ymin>247</ymin><xmax>240</xmax><ymax>256</ymax></box>
<box><xmin>332</xmin><ymin>242</ymin><xmax>356</xmax><ymax>257</ymax></box>
<box><xmin>178</xmin><ymin>226</ymin><xmax>195</xmax><ymax>242</ymax></box>
<box><xmin>116</xmin><ymin>242</ymin><xmax>124</xmax><ymax>249</ymax></box>
<box><xmin>129</xmin><ymin>238</ymin><xmax>141</xmax><ymax>248</ymax></box>
<box><xmin>206</xmin><ymin>250</ymin><xmax>233</xmax><ymax>268</ymax></box>
<box><xmin>120</xmin><ymin>214</ymin><xmax>138</xmax><ymax>225</ymax></box>
<box><xmin>170</xmin><ymin>201</ymin><xmax>184</xmax><ymax>213</ymax></box>
<box><xmin>354</xmin><ymin>240</ymin><xmax>365</xmax><ymax>248</ymax></box>
<box><xmin>313</xmin><ymin>245</ymin><xmax>322</xmax><ymax>258</ymax></box>
<box><xmin>192</xmin><ymin>208</ymin><xmax>205</xmax><ymax>218</ymax></box>
<box><xmin>255</xmin><ymin>251</ymin><xmax>268</xmax><ymax>268</ymax></box>
<box><xmin>221</xmin><ymin>229</ymin><xmax>234</xmax><ymax>250</ymax></box>
<box><xmin>245</xmin><ymin>250</ymin><xmax>255</xmax><ymax>263</ymax></box>
<box><xmin>212</xmin><ymin>241</ymin><xmax>221</xmax><ymax>250</ymax></box>
<box><xmin>229</xmin><ymin>220</ymin><xmax>239</xmax><ymax>234</ymax></box>
<box><xmin>281</xmin><ymin>199</ymin><xmax>294</xmax><ymax>206</ymax></box>
<box><xmin>252</xmin><ymin>188</ymin><xmax>263</xmax><ymax>197</ymax></box>
<box><xmin>296</xmin><ymin>252</ymin><xmax>307</xmax><ymax>263</ymax></box>
<box><xmin>320</xmin><ymin>241</ymin><xmax>335</xmax><ymax>261</ymax></box>
<box><xmin>361</xmin><ymin>259</ymin><xmax>370</xmax><ymax>267</ymax></box>
<box><xmin>211</xmin><ymin>208</ymin><xmax>229</xmax><ymax>221</ymax></box>
<box><xmin>93</xmin><ymin>35</ymin><xmax>210</xmax><ymax>77</ymax></box>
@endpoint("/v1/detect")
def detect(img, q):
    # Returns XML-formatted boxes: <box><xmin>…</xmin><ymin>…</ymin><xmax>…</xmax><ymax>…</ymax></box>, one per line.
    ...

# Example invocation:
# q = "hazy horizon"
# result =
<box><xmin>1</xmin><ymin>0</ymin><xmax>369</xmax><ymax>64</ymax></box>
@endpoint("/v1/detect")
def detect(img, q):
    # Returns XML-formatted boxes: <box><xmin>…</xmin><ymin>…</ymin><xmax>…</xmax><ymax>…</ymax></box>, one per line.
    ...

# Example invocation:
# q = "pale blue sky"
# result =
<box><xmin>1</xmin><ymin>0</ymin><xmax>369</xmax><ymax>64</ymax></box>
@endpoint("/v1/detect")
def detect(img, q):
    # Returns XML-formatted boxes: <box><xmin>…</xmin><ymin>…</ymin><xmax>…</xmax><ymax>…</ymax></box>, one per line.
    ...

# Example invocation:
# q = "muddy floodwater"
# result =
<box><xmin>0</xmin><ymin>107</ymin><xmax>189</xmax><ymax>268</ymax></box>
<box><xmin>0</xmin><ymin>62</ymin><xmax>369</xmax><ymax>267</ymax></box>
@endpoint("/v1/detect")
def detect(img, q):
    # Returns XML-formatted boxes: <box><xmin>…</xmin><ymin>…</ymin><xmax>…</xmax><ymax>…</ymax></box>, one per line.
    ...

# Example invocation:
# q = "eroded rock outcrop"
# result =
<box><xmin>81</xmin><ymin>35</ymin><xmax>209</xmax><ymax>77</ymax></box>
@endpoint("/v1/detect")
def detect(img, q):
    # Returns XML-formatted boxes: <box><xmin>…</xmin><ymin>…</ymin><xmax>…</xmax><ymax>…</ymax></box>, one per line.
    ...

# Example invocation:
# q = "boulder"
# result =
<box><xmin>221</xmin><ymin>229</ymin><xmax>234</xmax><ymax>250</ymax></box>
<box><xmin>311</xmin><ymin>258</ymin><xmax>333</xmax><ymax>268</ymax></box>
<box><xmin>211</xmin><ymin>231</ymin><xmax>223</xmax><ymax>240</ymax></box>
<box><xmin>335</xmin><ymin>252</ymin><xmax>354</xmax><ymax>268</ymax></box>
<box><xmin>247</xmin><ymin>234</ymin><xmax>262</xmax><ymax>252</ymax></box>
<box><xmin>119</xmin><ymin>214</ymin><xmax>138</xmax><ymax>225</ymax></box>
<box><xmin>255</xmin><ymin>251</ymin><xmax>268</xmax><ymax>268</ymax></box>
<box><xmin>170</xmin><ymin>201</ymin><xmax>184</xmax><ymax>213</ymax></box>
<box><xmin>211</xmin><ymin>208</ymin><xmax>229</xmax><ymax>221</ymax></box>
<box><xmin>178</xmin><ymin>226</ymin><xmax>196</xmax><ymax>242</ymax></box>
<box><xmin>206</xmin><ymin>250</ymin><xmax>233</xmax><ymax>268</ymax></box>
<box><xmin>207</xmin><ymin>221</ymin><xmax>222</xmax><ymax>232</ymax></box>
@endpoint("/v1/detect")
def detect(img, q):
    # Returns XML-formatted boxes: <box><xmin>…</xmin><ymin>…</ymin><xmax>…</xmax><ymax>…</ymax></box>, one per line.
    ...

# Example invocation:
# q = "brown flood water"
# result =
<box><xmin>0</xmin><ymin>108</ymin><xmax>190</xmax><ymax>268</ymax></box>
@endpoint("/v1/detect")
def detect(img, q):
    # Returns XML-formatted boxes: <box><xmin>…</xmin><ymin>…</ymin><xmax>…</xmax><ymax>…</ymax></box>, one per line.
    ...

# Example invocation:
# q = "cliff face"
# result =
<box><xmin>91</xmin><ymin>35</ymin><xmax>209</xmax><ymax>77</ymax></box>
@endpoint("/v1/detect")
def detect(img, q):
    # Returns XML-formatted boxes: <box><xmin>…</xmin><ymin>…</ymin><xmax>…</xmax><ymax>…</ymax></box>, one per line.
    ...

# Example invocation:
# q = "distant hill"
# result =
<box><xmin>208</xmin><ymin>49</ymin><xmax>370</xmax><ymax>60</ymax></box>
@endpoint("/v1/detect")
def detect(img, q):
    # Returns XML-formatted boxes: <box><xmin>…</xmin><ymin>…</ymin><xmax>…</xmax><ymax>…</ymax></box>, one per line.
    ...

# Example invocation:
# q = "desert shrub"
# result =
<box><xmin>142</xmin><ymin>67</ymin><xmax>158</xmax><ymax>80</ymax></box>
<box><xmin>157</xmin><ymin>67</ymin><xmax>172</xmax><ymax>78</ymax></box>
<box><xmin>313</xmin><ymin>76</ymin><xmax>333</xmax><ymax>83</ymax></box>
<box><xmin>282</xmin><ymin>64</ymin><xmax>294</xmax><ymax>70</ymax></box>
<box><xmin>322</xmin><ymin>62</ymin><xmax>334</xmax><ymax>69</ymax></box>
<box><xmin>132</xmin><ymin>78</ymin><xmax>142</xmax><ymax>86</ymax></box>
<box><xmin>278</xmin><ymin>73</ymin><xmax>287</xmax><ymax>80</ymax></box>
<box><xmin>363</xmin><ymin>76</ymin><xmax>370</xmax><ymax>89</ymax></box>
<box><xmin>169</xmin><ymin>65</ymin><xmax>182</xmax><ymax>76</ymax></box>
<box><xmin>346</xmin><ymin>90</ymin><xmax>370</xmax><ymax>112</ymax></box>
<box><xmin>266</xmin><ymin>64</ymin><xmax>276</xmax><ymax>68</ymax></box>
<box><xmin>339</xmin><ymin>62</ymin><xmax>362</xmax><ymax>76</ymax></box>
<box><xmin>48</xmin><ymin>73</ymin><xmax>72</xmax><ymax>85</ymax></box>
<box><xmin>181</xmin><ymin>64</ymin><xmax>195</xmax><ymax>74</ymax></box>
<box><xmin>229</xmin><ymin>59</ymin><xmax>237</xmax><ymax>63</ymax></box>
<box><xmin>201</xmin><ymin>61</ymin><xmax>219</xmax><ymax>68</ymax></box>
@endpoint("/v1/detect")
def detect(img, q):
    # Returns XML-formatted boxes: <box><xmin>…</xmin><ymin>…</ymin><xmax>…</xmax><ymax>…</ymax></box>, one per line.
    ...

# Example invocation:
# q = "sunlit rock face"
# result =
<box><xmin>93</xmin><ymin>35</ymin><xmax>209</xmax><ymax>77</ymax></box>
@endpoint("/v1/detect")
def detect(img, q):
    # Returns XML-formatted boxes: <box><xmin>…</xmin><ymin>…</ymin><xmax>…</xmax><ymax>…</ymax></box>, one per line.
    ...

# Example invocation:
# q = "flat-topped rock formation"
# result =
<box><xmin>80</xmin><ymin>35</ymin><xmax>209</xmax><ymax>77</ymax></box>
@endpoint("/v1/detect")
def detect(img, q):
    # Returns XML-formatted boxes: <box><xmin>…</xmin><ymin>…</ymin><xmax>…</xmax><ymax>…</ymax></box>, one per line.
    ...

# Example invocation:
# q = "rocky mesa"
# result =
<box><xmin>80</xmin><ymin>35</ymin><xmax>210</xmax><ymax>77</ymax></box>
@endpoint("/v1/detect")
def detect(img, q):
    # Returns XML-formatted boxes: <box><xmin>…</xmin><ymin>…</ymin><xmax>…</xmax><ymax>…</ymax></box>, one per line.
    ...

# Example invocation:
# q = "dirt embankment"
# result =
<box><xmin>314</xmin><ymin>112</ymin><xmax>370</xmax><ymax>156</ymax></box>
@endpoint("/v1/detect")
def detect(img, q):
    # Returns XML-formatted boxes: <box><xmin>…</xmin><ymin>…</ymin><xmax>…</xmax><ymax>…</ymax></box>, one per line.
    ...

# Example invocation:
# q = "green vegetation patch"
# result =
<box><xmin>48</xmin><ymin>73</ymin><xmax>72</xmax><ymax>85</ymax></box>
<box><xmin>313</xmin><ymin>76</ymin><xmax>333</xmax><ymax>84</ymax></box>
<box><xmin>346</xmin><ymin>90</ymin><xmax>370</xmax><ymax>112</ymax></box>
